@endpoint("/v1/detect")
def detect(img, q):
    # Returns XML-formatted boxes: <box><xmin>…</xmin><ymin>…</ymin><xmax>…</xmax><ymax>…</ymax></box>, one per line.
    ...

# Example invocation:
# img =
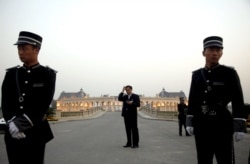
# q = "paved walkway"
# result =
<box><xmin>0</xmin><ymin>111</ymin><xmax>249</xmax><ymax>164</ymax></box>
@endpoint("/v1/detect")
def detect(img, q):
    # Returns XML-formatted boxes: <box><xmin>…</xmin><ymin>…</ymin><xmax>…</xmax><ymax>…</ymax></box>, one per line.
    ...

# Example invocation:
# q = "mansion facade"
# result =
<box><xmin>56</xmin><ymin>88</ymin><xmax>187</xmax><ymax>112</ymax></box>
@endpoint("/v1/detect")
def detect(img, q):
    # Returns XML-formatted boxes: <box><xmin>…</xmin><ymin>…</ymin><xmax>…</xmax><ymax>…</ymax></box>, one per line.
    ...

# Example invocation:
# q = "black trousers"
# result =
<box><xmin>194</xmin><ymin>133</ymin><xmax>233</xmax><ymax>164</ymax></box>
<box><xmin>178</xmin><ymin>116</ymin><xmax>188</xmax><ymax>136</ymax></box>
<box><xmin>5</xmin><ymin>134</ymin><xmax>46</xmax><ymax>164</ymax></box>
<box><xmin>124</xmin><ymin>116</ymin><xmax>139</xmax><ymax>146</ymax></box>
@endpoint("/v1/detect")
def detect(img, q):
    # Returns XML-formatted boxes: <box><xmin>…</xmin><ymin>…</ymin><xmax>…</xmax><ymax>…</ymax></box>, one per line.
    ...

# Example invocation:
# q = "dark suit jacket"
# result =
<box><xmin>118</xmin><ymin>93</ymin><xmax>140</xmax><ymax>117</ymax></box>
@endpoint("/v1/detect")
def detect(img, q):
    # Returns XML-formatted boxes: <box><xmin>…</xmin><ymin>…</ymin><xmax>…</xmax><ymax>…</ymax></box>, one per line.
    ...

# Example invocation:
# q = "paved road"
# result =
<box><xmin>0</xmin><ymin>112</ymin><xmax>249</xmax><ymax>164</ymax></box>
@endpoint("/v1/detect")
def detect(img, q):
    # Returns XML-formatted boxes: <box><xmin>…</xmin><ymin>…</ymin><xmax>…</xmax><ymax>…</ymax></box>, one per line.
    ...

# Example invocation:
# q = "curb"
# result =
<box><xmin>138</xmin><ymin>111</ymin><xmax>178</xmax><ymax>122</ymax></box>
<box><xmin>49</xmin><ymin>111</ymin><xmax>107</xmax><ymax>124</ymax></box>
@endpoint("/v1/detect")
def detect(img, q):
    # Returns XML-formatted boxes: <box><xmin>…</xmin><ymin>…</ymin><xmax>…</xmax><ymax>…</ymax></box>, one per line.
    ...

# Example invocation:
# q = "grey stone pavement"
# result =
<box><xmin>0</xmin><ymin>111</ymin><xmax>249</xmax><ymax>164</ymax></box>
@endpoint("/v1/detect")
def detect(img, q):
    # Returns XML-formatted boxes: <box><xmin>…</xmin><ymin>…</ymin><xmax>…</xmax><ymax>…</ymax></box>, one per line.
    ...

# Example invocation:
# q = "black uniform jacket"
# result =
<box><xmin>1</xmin><ymin>64</ymin><xmax>56</xmax><ymax>143</ymax></box>
<box><xmin>118</xmin><ymin>93</ymin><xmax>140</xmax><ymax>118</ymax></box>
<box><xmin>187</xmin><ymin>64</ymin><xmax>245</xmax><ymax>135</ymax></box>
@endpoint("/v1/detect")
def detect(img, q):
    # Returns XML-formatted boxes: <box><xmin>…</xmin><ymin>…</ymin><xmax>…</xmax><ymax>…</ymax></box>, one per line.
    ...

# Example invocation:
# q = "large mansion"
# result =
<box><xmin>56</xmin><ymin>88</ymin><xmax>187</xmax><ymax>112</ymax></box>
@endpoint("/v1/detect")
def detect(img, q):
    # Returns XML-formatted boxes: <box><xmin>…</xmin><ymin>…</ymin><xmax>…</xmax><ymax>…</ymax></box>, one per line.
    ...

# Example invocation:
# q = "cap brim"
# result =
<box><xmin>14</xmin><ymin>41</ymin><xmax>28</xmax><ymax>45</ymax></box>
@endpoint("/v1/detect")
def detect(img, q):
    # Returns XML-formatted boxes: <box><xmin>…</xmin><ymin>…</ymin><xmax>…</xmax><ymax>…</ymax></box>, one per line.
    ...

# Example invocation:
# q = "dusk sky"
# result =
<box><xmin>0</xmin><ymin>0</ymin><xmax>250</xmax><ymax>103</ymax></box>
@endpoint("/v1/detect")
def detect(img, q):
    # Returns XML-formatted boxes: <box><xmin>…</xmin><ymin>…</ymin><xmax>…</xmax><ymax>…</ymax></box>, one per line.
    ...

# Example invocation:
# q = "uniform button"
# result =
<box><xmin>205</xmin><ymin>90</ymin><xmax>208</xmax><ymax>93</ymax></box>
<box><xmin>206</xmin><ymin>80</ymin><xmax>209</xmax><ymax>83</ymax></box>
<box><xmin>27</xmin><ymin>70</ymin><xmax>31</xmax><ymax>73</ymax></box>
<box><xmin>20</xmin><ymin>106</ymin><xmax>23</xmax><ymax>109</ymax></box>
<box><xmin>208</xmin><ymin>70</ymin><xmax>211</xmax><ymax>73</ymax></box>
<box><xmin>22</xmin><ymin>93</ymin><xmax>26</xmax><ymax>96</ymax></box>
<box><xmin>25</xmin><ymin>81</ymin><xmax>28</xmax><ymax>84</ymax></box>
<box><xmin>203</xmin><ymin>101</ymin><xmax>206</xmax><ymax>104</ymax></box>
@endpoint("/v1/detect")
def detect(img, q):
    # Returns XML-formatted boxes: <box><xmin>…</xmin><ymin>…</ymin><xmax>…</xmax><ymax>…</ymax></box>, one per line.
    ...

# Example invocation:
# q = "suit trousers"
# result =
<box><xmin>5</xmin><ymin>134</ymin><xmax>46</xmax><ymax>164</ymax></box>
<box><xmin>124</xmin><ymin>116</ymin><xmax>139</xmax><ymax>146</ymax></box>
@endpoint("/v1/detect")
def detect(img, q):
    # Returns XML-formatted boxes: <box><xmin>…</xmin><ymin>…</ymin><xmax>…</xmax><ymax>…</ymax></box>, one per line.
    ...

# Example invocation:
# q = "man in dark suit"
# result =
<box><xmin>1</xmin><ymin>31</ymin><xmax>56</xmax><ymax>164</ymax></box>
<box><xmin>118</xmin><ymin>85</ymin><xmax>140</xmax><ymax>148</ymax></box>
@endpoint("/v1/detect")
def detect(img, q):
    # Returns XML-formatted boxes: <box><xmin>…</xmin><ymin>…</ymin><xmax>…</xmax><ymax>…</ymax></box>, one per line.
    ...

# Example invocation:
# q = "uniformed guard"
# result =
<box><xmin>186</xmin><ymin>36</ymin><xmax>247</xmax><ymax>164</ymax></box>
<box><xmin>1</xmin><ymin>31</ymin><xmax>57</xmax><ymax>164</ymax></box>
<box><xmin>177</xmin><ymin>97</ymin><xmax>189</xmax><ymax>136</ymax></box>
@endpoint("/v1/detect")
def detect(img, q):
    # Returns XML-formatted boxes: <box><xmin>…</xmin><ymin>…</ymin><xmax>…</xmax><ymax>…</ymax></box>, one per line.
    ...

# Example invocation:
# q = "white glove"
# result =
<box><xmin>186</xmin><ymin>126</ymin><xmax>194</xmax><ymax>136</ymax></box>
<box><xmin>12</xmin><ymin>132</ymin><xmax>26</xmax><ymax>140</ymax></box>
<box><xmin>9</xmin><ymin>121</ymin><xmax>26</xmax><ymax>139</ymax></box>
<box><xmin>9</xmin><ymin>121</ymin><xmax>19</xmax><ymax>135</ymax></box>
<box><xmin>234</xmin><ymin>132</ymin><xmax>245</xmax><ymax>142</ymax></box>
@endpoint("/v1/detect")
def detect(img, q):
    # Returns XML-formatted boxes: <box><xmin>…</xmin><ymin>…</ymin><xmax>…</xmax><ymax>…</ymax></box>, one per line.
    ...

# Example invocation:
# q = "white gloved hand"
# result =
<box><xmin>234</xmin><ymin>132</ymin><xmax>245</xmax><ymax>142</ymax></box>
<box><xmin>9</xmin><ymin>121</ymin><xmax>19</xmax><ymax>135</ymax></box>
<box><xmin>186</xmin><ymin>126</ymin><xmax>194</xmax><ymax>136</ymax></box>
<box><xmin>12</xmin><ymin>132</ymin><xmax>26</xmax><ymax>140</ymax></box>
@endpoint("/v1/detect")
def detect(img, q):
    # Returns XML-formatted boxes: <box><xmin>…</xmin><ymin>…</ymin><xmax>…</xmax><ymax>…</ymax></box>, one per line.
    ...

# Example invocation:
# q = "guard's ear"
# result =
<box><xmin>202</xmin><ymin>50</ymin><xmax>205</xmax><ymax>57</ymax></box>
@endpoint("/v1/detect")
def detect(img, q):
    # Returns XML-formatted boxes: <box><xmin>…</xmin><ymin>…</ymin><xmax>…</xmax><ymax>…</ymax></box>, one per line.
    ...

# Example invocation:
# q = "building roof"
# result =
<box><xmin>58</xmin><ymin>88</ymin><xmax>87</xmax><ymax>100</ymax></box>
<box><xmin>158</xmin><ymin>88</ymin><xmax>186</xmax><ymax>99</ymax></box>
